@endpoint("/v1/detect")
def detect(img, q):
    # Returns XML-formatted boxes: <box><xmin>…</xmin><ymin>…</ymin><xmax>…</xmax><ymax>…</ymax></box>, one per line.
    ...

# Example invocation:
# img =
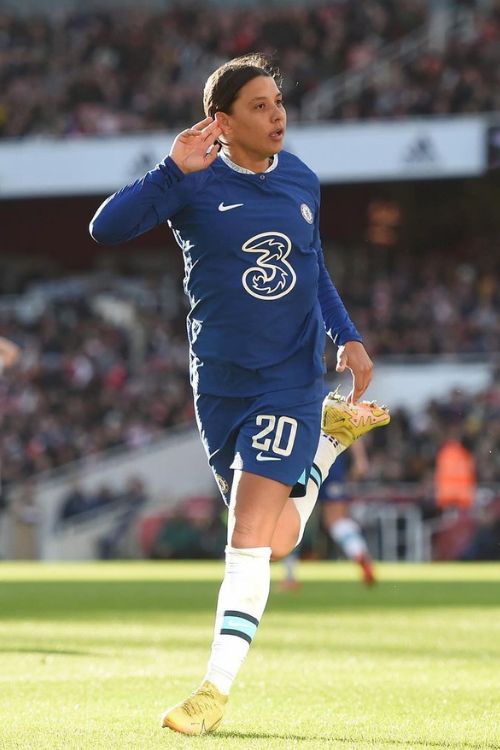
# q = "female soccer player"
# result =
<box><xmin>90</xmin><ymin>54</ymin><xmax>389</xmax><ymax>735</ymax></box>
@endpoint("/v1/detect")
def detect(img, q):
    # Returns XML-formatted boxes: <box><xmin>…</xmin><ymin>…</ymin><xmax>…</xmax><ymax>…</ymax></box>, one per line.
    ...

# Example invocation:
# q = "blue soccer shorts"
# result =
<box><xmin>194</xmin><ymin>378</ymin><xmax>324</xmax><ymax>505</ymax></box>
<box><xmin>318</xmin><ymin>452</ymin><xmax>350</xmax><ymax>503</ymax></box>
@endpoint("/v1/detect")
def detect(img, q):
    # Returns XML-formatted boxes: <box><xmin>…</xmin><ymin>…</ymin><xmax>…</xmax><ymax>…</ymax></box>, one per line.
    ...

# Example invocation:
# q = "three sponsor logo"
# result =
<box><xmin>218</xmin><ymin>201</ymin><xmax>314</xmax><ymax>301</ymax></box>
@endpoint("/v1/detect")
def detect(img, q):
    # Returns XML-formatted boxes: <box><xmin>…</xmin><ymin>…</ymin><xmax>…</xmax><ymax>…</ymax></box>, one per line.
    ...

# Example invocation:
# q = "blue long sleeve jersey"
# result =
<box><xmin>90</xmin><ymin>150</ymin><xmax>362</xmax><ymax>397</ymax></box>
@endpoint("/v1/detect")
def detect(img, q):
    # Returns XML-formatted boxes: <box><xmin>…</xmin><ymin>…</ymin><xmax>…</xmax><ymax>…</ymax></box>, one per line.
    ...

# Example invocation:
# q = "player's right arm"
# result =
<box><xmin>90</xmin><ymin>117</ymin><xmax>221</xmax><ymax>245</ymax></box>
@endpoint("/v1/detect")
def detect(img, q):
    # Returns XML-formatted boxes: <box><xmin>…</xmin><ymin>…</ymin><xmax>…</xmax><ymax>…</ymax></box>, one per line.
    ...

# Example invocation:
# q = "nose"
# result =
<box><xmin>272</xmin><ymin>103</ymin><xmax>284</xmax><ymax>121</ymax></box>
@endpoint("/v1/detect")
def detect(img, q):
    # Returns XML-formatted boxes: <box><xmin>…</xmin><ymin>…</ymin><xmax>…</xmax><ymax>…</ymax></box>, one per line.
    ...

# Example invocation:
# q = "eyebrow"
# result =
<box><xmin>249</xmin><ymin>94</ymin><xmax>283</xmax><ymax>102</ymax></box>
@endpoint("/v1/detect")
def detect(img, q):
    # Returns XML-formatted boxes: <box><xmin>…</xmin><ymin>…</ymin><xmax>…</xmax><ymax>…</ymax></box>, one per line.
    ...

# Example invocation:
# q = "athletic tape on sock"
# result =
<box><xmin>204</xmin><ymin>546</ymin><xmax>271</xmax><ymax>694</ymax></box>
<box><xmin>220</xmin><ymin>610</ymin><xmax>259</xmax><ymax>643</ymax></box>
<box><xmin>309</xmin><ymin>462</ymin><xmax>323</xmax><ymax>490</ymax></box>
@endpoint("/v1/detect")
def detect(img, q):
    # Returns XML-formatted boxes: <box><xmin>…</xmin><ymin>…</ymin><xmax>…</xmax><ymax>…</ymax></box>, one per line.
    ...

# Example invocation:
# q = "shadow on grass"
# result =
<box><xmin>221</xmin><ymin>730</ymin><xmax>499</xmax><ymax>749</ymax></box>
<box><xmin>255</xmin><ymin>639</ymin><xmax>499</xmax><ymax>660</ymax></box>
<box><xmin>0</xmin><ymin>580</ymin><xmax>499</xmax><ymax>620</ymax></box>
<box><xmin>1</xmin><ymin>635</ymin><xmax>494</xmax><ymax>662</ymax></box>
<box><xmin>0</xmin><ymin>646</ymin><xmax>101</xmax><ymax>656</ymax></box>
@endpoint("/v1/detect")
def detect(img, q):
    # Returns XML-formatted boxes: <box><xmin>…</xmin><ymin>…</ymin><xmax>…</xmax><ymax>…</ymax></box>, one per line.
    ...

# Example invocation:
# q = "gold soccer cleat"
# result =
<box><xmin>322</xmin><ymin>389</ymin><xmax>390</xmax><ymax>448</ymax></box>
<box><xmin>161</xmin><ymin>680</ymin><xmax>228</xmax><ymax>735</ymax></box>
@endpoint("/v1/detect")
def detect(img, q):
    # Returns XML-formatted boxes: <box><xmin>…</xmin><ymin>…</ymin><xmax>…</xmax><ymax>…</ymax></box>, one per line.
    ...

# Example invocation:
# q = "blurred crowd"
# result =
<box><xmin>361</xmin><ymin>373</ymin><xmax>500</xmax><ymax>487</ymax></box>
<box><xmin>5</xmin><ymin>472</ymin><xmax>149</xmax><ymax>558</ymax></box>
<box><xmin>1</xmin><ymin>249</ymin><xmax>498</xmax><ymax>490</ymax></box>
<box><xmin>59</xmin><ymin>474</ymin><xmax>148</xmax><ymax>558</ymax></box>
<box><xmin>49</xmin><ymin>378</ymin><xmax>499</xmax><ymax>562</ymax></box>
<box><xmin>2</xmin><ymin>1</ymin><xmax>499</xmax><ymax>138</ymax></box>
<box><xmin>329</xmin><ymin>238</ymin><xmax>500</xmax><ymax>356</ymax></box>
<box><xmin>52</xmin><ymin>372</ymin><xmax>500</xmax><ymax>562</ymax></box>
<box><xmin>345</xmin><ymin>374</ymin><xmax>500</xmax><ymax>561</ymax></box>
<box><xmin>2</xmin><ymin>266</ymin><xmax>498</xmax><ymax>560</ymax></box>
<box><xmin>59</xmin><ymin>474</ymin><xmax>145</xmax><ymax>522</ymax></box>
<box><xmin>0</xmin><ymin>0</ymin><xmax>459</xmax><ymax>138</ymax></box>
<box><xmin>140</xmin><ymin>494</ymin><xmax>226</xmax><ymax>560</ymax></box>
<box><xmin>0</xmin><ymin>284</ymin><xmax>193</xmax><ymax>488</ymax></box>
<box><xmin>56</xmin><ymin>484</ymin><xmax>226</xmax><ymax>560</ymax></box>
<box><xmin>328</xmin><ymin>2</ymin><xmax>500</xmax><ymax>121</ymax></box>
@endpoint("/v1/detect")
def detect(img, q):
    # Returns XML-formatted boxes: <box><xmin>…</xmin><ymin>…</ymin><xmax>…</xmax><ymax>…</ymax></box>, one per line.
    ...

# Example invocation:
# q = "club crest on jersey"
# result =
<box><xmin>300</xmin><ymin>203</ymin><xmax>314</xmax><ymax>224</ymax></box>
<box><xmin>241</xmin><ymin>231</ymin><xmax>296</xmax><ymax>300</ymax></box>
<box><xmin>215</xmin><ymin>473</ymin><xmax>229</xmax><ymax>495</ymax></box>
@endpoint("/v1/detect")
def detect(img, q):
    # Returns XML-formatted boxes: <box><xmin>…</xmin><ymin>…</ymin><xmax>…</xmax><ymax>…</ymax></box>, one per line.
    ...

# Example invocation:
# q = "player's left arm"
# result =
<box><xmin>314</xmin><ymin>211</ymin><xmax>373</xmax><ymax>402</ymax></box>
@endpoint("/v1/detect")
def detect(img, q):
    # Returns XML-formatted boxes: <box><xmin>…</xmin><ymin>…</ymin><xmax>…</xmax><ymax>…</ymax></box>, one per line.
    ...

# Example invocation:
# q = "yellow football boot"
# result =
<box><xmin>322</xmin><ymin>389</ymin><xmax>390</xmax><ymax>448</ymax></box>
<box><xmin>161</xmin><ymin>680</ymin><xmax>228</xmax><ymax>735</ymax></box>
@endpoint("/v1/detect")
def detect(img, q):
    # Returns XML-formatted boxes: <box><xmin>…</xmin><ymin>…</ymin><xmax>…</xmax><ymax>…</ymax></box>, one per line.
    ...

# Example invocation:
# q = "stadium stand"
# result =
<box><xmin>330</xmin><ymin>239</ymin><xmax>500</xmax><ymax>357</ymax></box>
<box><xmin>305</xmin><ymin>1</ymin><xmax>500</xmax><ymax>121</ymax></box>
<box><xmin>2</xmin><ymin>0</ymin><xmax>499</xmax><ymax>563</ymax></box>
<box><xmin>2</xmin><ymin>1</ymin><xmax>499</xmax><ymax>137</ymax></box>
<box><xmin>0</xmin><ymin>279</ymin><xmax>193</xmax><ymax>488</ymax></box>
<box><xmin>145</xmin><ymin>494</ymin><xmax>226</xmax><ymax>560</ymax></box>
<box><xmin>5</xmin><ymin>1</ymin><xmax>497</xmax><ymax>137</ymax></box>
<box><xmin>0</xmin><ymin>241</ymin><xmax>498</xmax><ymax>487</ymax></box>
<box><xmin>360</xmin><ymin>371</ymin><xmax>500</xmax><ymax>487</ymax></box>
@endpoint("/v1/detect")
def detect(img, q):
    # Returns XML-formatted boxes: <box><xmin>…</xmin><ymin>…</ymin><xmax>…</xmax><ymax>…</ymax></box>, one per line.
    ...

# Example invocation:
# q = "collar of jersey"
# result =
<box><xmin>219</xmin><ymin>150</ymin><xmax>278</xmax><ymax>174</ymax></box>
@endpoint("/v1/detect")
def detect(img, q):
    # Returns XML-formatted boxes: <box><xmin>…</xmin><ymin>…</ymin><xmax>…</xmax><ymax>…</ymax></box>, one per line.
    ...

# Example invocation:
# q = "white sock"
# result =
<box><xmin>331</xmin><ymin>518</ymin><xmax>367</xmax><ymax>559</ymax></box>
<box><xmin>204</xmin><ymin>545</ymin><xmax>271</xmax><ymax>695</ymax></box>
<box><xmin>314</xmin><ymin>431</ymin><xmax>345</xmax><ymax>476</ymax></box>
<box><xmin>293</xmin><ymin>433</ymin><xmax>343</xmax><ymax>546</ymax></box>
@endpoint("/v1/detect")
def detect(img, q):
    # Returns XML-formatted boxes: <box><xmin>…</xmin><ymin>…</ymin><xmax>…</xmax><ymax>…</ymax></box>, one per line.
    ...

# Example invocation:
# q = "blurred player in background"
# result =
<box><xmin>90</xmin><ymin>53</ymin><xmax>389</xmax><ymax>735</ymax></box>
<box><xmin>0</xmin><ymin>337</ymin><xmax>20</xmax><ymax>373</ymax></box>
<box><xmin>0</xmin><ymin>337</ymin><xmax>21</xmax><ymax>527</ymax></box>
<box><xmin>282</xmin><ymin>439</ymin><xmax>375</xmax><ymax>590</ymax></box>
<box><xmin>320</xmin><ymin>440</ymin><xmax>375</xmax><ymax>584</ymax></box>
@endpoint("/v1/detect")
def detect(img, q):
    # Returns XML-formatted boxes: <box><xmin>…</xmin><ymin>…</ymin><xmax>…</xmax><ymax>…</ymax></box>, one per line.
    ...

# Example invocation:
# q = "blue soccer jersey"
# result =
<box><xmin>90</xmin><ymin>150</ymin><xmax>361</xmax><ymax>397</ymax></box>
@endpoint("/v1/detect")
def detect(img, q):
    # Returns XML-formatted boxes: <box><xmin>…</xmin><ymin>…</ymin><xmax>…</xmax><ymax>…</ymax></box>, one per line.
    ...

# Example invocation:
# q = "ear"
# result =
<box><xmin>215</xmin><ymin>111</ymin><xmax>231</xmax><ymax>134</ymax></box>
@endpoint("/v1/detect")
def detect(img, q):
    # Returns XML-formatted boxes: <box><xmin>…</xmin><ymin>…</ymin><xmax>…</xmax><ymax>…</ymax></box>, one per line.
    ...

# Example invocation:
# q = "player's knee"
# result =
<box><xmin>270</xmin><ymin>519</ymin><xmax>303</xmax><ymax>560</ymax></box>
<box><xmin>231</xmin><ymin>519</ymin><xmax>264</xmax><ymax>548</ymax></box>
<box><xmin>271</xmin><ymin>537</ymin><xmax>297</xmax><ymax>561</ymax></box>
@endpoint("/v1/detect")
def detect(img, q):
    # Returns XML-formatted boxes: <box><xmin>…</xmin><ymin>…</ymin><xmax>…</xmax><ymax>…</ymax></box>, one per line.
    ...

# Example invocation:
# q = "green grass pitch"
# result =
<box><xmin>0</xmin><ymin>562</ymin><xmax>499</xmax><ymax>750</ymax></box>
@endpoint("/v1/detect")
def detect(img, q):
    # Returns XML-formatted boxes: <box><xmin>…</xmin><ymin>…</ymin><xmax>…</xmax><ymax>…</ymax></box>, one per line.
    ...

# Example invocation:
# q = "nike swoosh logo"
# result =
<box><xmin>256</xmin><ymin>452</ymin><xmax>281</xmax><ymax>462</ymax></box>
<box><xmin>218</xmin><ymin>202</ymin><xmax>244</xmax><ymax>212</ymax></box>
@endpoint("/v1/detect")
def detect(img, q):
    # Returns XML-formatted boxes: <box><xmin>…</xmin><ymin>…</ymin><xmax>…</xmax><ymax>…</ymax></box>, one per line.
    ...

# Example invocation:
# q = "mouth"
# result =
<box><xmin>269</xmin><ymin>128</ymin><xmax>285</xmax><ymax>140</ymax></box>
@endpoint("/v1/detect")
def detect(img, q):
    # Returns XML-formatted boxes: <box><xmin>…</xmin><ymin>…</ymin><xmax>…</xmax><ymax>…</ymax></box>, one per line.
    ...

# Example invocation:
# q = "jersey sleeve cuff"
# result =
<box><xmin>158</xmin><ymin>155</ymin><xmax>186</xmax><ymax>182</ymax></box>
<box><xmin>335</xmin><ymin>330</ymin><xmax>364</xmax><ymax>346</ymax></box>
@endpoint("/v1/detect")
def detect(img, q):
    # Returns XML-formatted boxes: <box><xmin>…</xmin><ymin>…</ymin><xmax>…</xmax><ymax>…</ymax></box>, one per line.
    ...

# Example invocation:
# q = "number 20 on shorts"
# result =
<box><xmin>251</xmin><ymin>415</ymin><xmax>298</xmax><ymax>457</ymax></box>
